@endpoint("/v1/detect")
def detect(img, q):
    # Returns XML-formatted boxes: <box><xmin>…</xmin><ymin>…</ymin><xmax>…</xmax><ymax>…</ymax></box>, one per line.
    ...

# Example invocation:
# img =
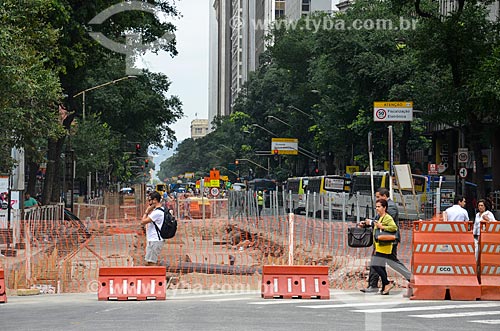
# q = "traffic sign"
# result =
<box><xmin>428</xmin><ymin>163</ymin><xmax>438</xmax><ymax>175</ymax></box>
<box><xmin>210</xmin><ymin>187</ymin><xmax>219</xmax><ymax>197</ymax></box>
<box><xmin>459</xmin><ymin>167</ymin><xmax>468</xmax><ymax>178</ymax></box>
<box><xmin>373</xmin><ymin>101</ymin><xmax>413</xmax><ymax>122</ymax></box>
<box><xmin>271</xmin><ymin>138</ymin><xmax>299</xmax><ymax>155</ymax></box>
<box><xmin>458</xmin><ymin>148</ymin><xmax>468</xmax><ymax>163</ymax></box>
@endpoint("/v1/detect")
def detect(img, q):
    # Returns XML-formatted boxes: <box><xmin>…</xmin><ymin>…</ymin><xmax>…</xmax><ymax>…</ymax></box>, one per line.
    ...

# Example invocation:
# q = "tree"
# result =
<box><xmin>409</xmin><ymin>0</ymin><xmax>500</xmax><ymax>196</ymax></box>
<box><xmin>25</xmin><ymin>0</ymin><xmax>183</xmax><ymax>203</ymax></box>
<box><xmin>0</xmin><ymin>0</ymin><xmax>65</xmax><ymax>174</ymax></box>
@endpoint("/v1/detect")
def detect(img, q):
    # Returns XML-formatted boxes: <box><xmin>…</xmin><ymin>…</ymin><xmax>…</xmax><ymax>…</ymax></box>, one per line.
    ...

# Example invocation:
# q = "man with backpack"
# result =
<box><xmin>141</xmin><ymin>192</ymin><xmax>165</xmax><ymax>266</ymax></box>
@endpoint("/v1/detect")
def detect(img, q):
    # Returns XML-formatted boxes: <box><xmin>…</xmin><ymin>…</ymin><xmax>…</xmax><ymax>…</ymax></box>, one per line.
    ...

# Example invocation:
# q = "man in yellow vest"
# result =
<box><xmin>257</xmin><ymin>191</ymin><xmax>263</xmax><ymax>216</ymax></box>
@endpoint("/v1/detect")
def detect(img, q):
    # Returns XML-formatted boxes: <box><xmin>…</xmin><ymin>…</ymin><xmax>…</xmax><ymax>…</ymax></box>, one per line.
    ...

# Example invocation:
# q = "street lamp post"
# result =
<box><xmin>267</xmin><ymin>115</ymin><xmax>291</xmax><ymax>127</ymax></box>
<box><xmin>261</xmin><ymin>119</ymin><xmax>319</xmax><ymax>160</ymax></box>
<box><xmin>288</xmin><ymin>105</ymin><xmax>314</xmax><ymax>120</ymax></box>
<box><xmin>73</xmin><ymin>75</ymin><xmax>137</xmax><ymax>120</ymax></box>
<box><xmin>73</xmin><ymin>75</ymin><xmax>136</xmax><ymax>200</ymax></box>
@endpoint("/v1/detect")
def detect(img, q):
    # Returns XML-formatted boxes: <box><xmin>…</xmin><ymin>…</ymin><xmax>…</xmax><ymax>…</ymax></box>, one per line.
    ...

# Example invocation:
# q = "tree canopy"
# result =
<box><xmin>159</xmin><ymin>0</ymin><xmax>500</xmax><ymax>198</ymax></box>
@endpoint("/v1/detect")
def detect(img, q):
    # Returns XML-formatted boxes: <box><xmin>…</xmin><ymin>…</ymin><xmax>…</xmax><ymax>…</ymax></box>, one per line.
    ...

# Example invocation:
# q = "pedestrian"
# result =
<box><xmin>24</xmin><ymin>192</ymin><xmax>39</xmax><ymax>209</ymax></box>
<box><xmin>370</xmin><ymin>198</ymin><xmax>398</xmax><ymax>295</ymax></box>
<box><xmin>443</xmin><ymin>195</ymin><xmax>469</xmax><ymax>221</ymax></box>
<box><xmin>257</xmin><ymin>191</ymin><xmax>263</xmax><ymax>216</ymax></box>
<box><xmin>473</xmin><ymin>199</ymin><xmax>496</xmax><ymax>260</ymax></box>
<box><xmin>165</xmin><ymin>192</ymin><xmax>175</xmax><ymax>214</ymax></box>
<box><xmin>359</xmin><ymin>188</ymin><xmax>411</xmax><ymax>293</ymax></box>
<box><xmin>140</xmin><ymin>191</ymin><xmax>164</xmax><ymax>266</ymax></box>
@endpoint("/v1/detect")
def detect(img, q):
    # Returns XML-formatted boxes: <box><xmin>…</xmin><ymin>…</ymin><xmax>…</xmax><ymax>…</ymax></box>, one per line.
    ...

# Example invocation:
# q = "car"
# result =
<box><xmin>232</xmin><ymin>183</ymin><xmax>246</xmax><ymax>191</ymax></box>
<box><xmin>119</xmin><ymin>187</ymin><xmax>134</xmax><ymax>195</ymax></box>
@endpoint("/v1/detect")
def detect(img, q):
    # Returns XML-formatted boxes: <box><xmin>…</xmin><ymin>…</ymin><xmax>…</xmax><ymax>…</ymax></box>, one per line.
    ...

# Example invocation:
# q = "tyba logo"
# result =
<box><xmin>89</xmin><ymin>1</ymin><xmax>175</xmax><ymax>75</ymax></box>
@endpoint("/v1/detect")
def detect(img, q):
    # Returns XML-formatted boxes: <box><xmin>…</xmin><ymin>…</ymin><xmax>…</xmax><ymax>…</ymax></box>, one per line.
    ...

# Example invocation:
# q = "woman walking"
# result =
<box><xmin>371</xmin><ymin>198</ymin><xmax>398</xmax><ymax>295</ymax></box>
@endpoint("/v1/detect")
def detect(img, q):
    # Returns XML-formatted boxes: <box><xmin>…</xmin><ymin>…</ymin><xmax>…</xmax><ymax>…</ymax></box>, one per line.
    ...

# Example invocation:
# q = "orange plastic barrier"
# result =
<box><xmin>98</xmin><ymin>266</ymin><xmax>167</xmax><ymax>301</ymax></box>
<box><xmin>479</xmin><ymin>221</ymin><xmax>500</xmax><ymax>300</ymax></box>
<box><xmin>0</xmin><ymin>268</ymin><xmax>6</xmax><ymax>303</ymax></box>
<box><xmin>410</xmin><ymin>221</ymin><xmax>481</xmax><ymax>300</ymax></box>
<box><xmin>261</xmin><ymin>265</ymin><xmax>330</xmax><ymax>299</ymax></box>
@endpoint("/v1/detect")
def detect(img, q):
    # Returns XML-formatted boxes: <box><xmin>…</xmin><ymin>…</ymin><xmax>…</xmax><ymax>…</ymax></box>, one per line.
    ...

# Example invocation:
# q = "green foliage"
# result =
<box><xmin>162</xmin><ymin>0</ymin><xmax>499</xmax><ymax>183</ymax></box>
<box><xmin>1</xmin><ymin>0</ymin><xmax>183</xmax><ymax>198</ymax></box>
<box><xmin>71</xmin><ymin>115</ymin><xmax>120</xmax><ymax>178</ymax></box>
<box><xmin>0</xmin><ymin>0</ymin><xmax>65</xmax><ymax>172</ymax></box>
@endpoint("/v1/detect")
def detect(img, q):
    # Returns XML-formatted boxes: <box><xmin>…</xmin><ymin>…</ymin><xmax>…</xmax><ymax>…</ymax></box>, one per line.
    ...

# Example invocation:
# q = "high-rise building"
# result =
<box><xmin>209</xmin><ymin>1</ymin><xmax>335</xmax><ymax>130</ymax></box>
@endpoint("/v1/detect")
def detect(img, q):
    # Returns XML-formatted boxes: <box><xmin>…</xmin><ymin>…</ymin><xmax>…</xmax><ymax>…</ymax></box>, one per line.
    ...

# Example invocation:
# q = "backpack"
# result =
<box><xmin>152</xmin><ymin>207</ymin><xmax>177</xmax><ymax>240</ymax></box>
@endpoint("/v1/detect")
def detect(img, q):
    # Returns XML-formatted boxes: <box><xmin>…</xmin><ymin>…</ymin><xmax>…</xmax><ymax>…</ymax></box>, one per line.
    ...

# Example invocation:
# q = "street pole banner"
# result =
<box><xmin>0</xmin><ymin>176</ymin><xmax>8</xmax><ymax>193</ymax></box>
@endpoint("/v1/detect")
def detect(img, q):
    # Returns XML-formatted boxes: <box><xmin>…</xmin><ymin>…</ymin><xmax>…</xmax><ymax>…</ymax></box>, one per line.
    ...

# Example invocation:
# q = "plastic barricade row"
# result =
<box><xmin>98</xmin><ymin>266</ymin><xmax>167</xmax><ymax>301</ymax></box>
<box><xmin>479</xmin><ymin>222</ymin><xmax>500</xmax><ymax>300</ymax></box>
<box><xmin>410</xmin><ymin>221</ymin><xmax>481</xmax><ymax>301</ymax></box>
<box><xmin>0</xmin><ymin>268</ymin><xmax>6</xmax><ymax>303</ymax></box>
<box><xmin>261</xmin><ymin>265</ymin><xmax>330</xmax><ymax>299</ymax></box>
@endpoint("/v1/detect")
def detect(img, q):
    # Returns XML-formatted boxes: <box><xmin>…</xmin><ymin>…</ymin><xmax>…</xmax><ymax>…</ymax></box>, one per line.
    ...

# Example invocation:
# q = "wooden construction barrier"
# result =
<box><xmin>479</xmin><ymin>221</ymin><xmax>500</xmax><ymax>300</ymax></box>
<box><xmin>0</xmin><ymin>268</ymin><xmax>6</xmax><ymax>303</ymax></box>
<box><xmin>261</xmin><ymin>265</ymin><xmax>330</xmax><ymax>299</ymax></box>
<box><xmin>98</xmin><ymin>266</ymin><xmax>166</xmax><ymax>301</ymax></box>
<box><xmin>410</xmin><ymin>221</ymin><xmax>481</xmax><ymax>300</ymax></box>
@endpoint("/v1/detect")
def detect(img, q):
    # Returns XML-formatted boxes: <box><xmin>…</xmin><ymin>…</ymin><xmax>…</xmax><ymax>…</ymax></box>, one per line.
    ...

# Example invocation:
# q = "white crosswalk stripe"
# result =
<box><xmin>469</xmin><ymin>320</ymin><xmax>500</xmax><ymax>324</ymax></box>
<box><xmin>354</xmin><ymin>302</ymin><xmax>500</xmax><ymax>313</ymax></box>
<box><xmin>409</xmin><ymin>310</ymin><xmax>500</xmax><ymax>318</ymax></box>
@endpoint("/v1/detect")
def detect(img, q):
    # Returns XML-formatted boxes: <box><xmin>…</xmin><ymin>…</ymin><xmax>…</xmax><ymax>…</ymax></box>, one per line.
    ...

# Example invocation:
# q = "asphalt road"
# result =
<box><xmin>1</xmin><ymin>290</ymin><xmax>500</xmax><ymax>330</ymax></box>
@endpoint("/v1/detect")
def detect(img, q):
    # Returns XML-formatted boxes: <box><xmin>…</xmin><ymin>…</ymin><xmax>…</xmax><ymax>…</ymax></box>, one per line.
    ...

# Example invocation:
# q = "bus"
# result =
<box><xmin>306</xmin><ymin>175</ymin><xmax>351</xmax><ymax>218</ymax></box>
<box><xmin>247</xmin><ymin>178</ymin><xmax>279</xmax><ymax>207</ymax></box>
<box><xmin>247</xmin><ymin>178</ymin><xmax>278</xmax><ymax>192</ymax></box>
<box><xmin>284</xmin><ymin>177</ymin><xmax>308</xmax><ymax>214</ymax></box>
<box><xmin>347</xmin><ymin>171</ymin><xmax>428</xmax><ymax>221</ymax></box>
<box><xmin>323</xmin><ymin>175</ymin><xmax>351</xmax><ymax>218</ymax></box>
<box><xmin>285</xmin><ymin>175</ymin><xmax>350</xmax><ymax>217</ymax></box>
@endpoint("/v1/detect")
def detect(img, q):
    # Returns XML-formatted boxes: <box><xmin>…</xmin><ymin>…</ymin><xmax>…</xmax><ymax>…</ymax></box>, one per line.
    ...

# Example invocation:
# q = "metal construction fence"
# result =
<box><xmin>0</xmin><ymin>193</ymin><xmax>415</xmax><ymax>294</ymax></box>
<box><xmin>276</xmin><ymin>189</ymin><xmax>491</xmax><ymax>222</ymax></box>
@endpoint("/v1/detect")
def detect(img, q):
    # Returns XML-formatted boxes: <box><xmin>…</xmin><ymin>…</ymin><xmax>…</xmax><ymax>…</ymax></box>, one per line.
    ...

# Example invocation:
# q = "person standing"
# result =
<box><xmin>140</xmin><ymin>192</ymin><xmax>164</xmax><ymax>266</ymax></box>
<box><xmin>443</xmin><ymin>195</ymin><xmax>469</xmax><ymax>221</ymax></box>
<box><xmin>360</xmin><ymin>188</ymin><xmax>411</xmax><ymax>293</ymax></box>
<box><xmin>24</xmin><ymin>192</ymin><xmax>38</xmax><ymax>209</ymax></box>
<box><xmin>257</xmin><ymin>191</ymin><xmax>264</xmax><ymax>216</ymax></box>
<box><xmin>473</xmin><ymin>199</ymin><xmax>496</xmax><ymax>260</ymax></box>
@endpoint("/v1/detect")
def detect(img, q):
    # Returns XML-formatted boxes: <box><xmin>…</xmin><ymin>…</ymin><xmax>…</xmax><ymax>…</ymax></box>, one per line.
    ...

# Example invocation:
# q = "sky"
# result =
<box><xmin>138</xmin><ymin>0</ymin><xmax>209</xmax><ymax>142</ymax></box>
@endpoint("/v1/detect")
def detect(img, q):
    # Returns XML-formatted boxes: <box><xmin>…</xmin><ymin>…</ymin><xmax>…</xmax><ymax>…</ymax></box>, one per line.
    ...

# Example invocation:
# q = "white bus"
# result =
<box><xmin>347</xmin><ymin>171</ymin><xmax>428</xmax><ymax>221</ymax></box>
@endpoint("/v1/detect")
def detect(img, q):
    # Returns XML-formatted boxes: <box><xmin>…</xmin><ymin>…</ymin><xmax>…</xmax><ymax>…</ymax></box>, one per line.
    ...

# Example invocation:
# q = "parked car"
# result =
<box><xmin>119</xmin><ymin>187</ymin><xmax>134</xmax><ymax>195</ymax></box>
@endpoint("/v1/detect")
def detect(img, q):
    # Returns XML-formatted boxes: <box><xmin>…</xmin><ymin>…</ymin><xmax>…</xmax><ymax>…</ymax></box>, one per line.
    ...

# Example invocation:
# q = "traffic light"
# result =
<box><xmin>145</xmin><ymin>159</ymin><xmax>149</xmax><ymax>168</ymax></box>
<box><xmin>135</xmin><ymin>143</ymin><xmax>141</xmax><ymax>157</ymax></box>
<box><xmin>235</xmin><ymin>160</ymin><xmax>239</xmax><ymax>167</ymax></box>
<box><xmin>314</xmin><ymin>167</ymin><xmax>319</xmax><ymax>175</ymax></box>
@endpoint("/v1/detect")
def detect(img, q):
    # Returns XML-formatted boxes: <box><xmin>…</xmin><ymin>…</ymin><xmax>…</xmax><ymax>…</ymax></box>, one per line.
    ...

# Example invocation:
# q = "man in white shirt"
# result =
<box><xmin>443</xmin><ymin>195</ymin><xmax>469</xmax><ymax>221</ymax></box>
<box><xmin>141</xmin><ymin>191</ymin><xmax>165</xmax><ymax>265</ymax></box>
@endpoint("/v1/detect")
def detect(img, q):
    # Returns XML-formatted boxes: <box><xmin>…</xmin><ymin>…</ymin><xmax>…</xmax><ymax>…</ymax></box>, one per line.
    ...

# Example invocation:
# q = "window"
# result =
<box><xmin>302</xmin><ymin>0</ymin><xmax>310</xmax><ymax>12</ymax></box>
<box><xmin>275</xmin><ymin>0</ymin><xmax>285</xmax><ymax>18</ymax></box>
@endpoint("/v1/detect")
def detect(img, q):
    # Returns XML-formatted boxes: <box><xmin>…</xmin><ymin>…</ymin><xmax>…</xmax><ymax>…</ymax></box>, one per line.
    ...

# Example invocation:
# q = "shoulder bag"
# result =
<box><xmin>347</xmin><ymin>227</ymin><xmax>373</xmax><ymax>247</ymax></box>
<box><xmin>374</xmin><ymin>228</ymin><xmax>397</xmax><ymax>242</ymax></box>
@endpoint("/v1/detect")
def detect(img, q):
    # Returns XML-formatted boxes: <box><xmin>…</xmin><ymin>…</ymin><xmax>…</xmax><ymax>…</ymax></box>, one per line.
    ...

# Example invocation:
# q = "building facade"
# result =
<box><xmin>209</xmin><ymin>0</ymin><xmax>336</xmax><ymax>130</ymax></box>
<box><xmin>190</xmin><ymin>119</ymin><xmax>210</xmax><ymax>140</ymax></box>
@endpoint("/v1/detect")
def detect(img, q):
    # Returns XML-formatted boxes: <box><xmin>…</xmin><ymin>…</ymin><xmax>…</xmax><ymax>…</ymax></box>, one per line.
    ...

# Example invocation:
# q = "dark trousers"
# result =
<box><xmin>371</xmin><ymin>252</ymin><xmax>391</xmax><ymax>287</ymax></box>
<box><xmin>368</xmin><ymin>243</ymin><xmax>412</xmax><ymax>288</ymax></box>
